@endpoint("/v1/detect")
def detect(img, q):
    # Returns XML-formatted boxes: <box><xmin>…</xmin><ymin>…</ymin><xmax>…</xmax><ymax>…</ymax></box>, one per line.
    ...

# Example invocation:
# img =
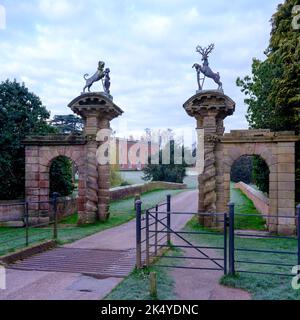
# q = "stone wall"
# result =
<box><xmin>220</xmin><ymin>130</ymin><xmax>298</xmax><ymax>234</ymax></box>
<box><xmin>235</xmin><ymin>182</ymin><xmax>269</xmax><ymax>215</ymax></box>
<box><xmin>56</xmin><ymin>196</ymin><xmax>77</xmax><ymax>220</ymax></box>
<box><xmin>110</xmin><ymin>182</ymin><xmax>187</xmax><ymax>201</ymax></box>
<box><xmin>0</xmin><ymin>200</ymin><xmax>24</xmax><ymax>223</ymax></box>
<box><xmin>183</xmin><ymin>90</ymin><xmax>300</xmax><ymax>235</ymax></box>
<box><xmin>0</xmin><ymin>181</ymin><xmax>184</xmax><ymax>225</ymax></box>
<box><xmin>0</xmin><ymin>196</ymin><xmax>76</xmax><ymax>225</ymax></box>
<box><xmin>24</xmin><ymin>136</ymin><xmax>87</xmax><ymax>222</ymax></box>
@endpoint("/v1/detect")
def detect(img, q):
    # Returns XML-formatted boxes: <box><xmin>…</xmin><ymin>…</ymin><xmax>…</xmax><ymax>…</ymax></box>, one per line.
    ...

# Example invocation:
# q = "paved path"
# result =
<box><xmin>171</xmin><ymin>240</ymin><xmax>251</xmax><ymax>300</ymax></box>
<box><xmin>0</xmin><ymin>191</ymin><xmax>194</xmax><ymax>300</ymax></box>
<box><xmin>0</xmin><ymin>190</ymin><xmax>250</xmax><ymax>300</ymax></box>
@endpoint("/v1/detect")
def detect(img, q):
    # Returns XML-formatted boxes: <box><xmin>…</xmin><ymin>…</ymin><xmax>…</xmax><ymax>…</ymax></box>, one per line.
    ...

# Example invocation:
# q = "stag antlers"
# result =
<box><xmin>196</xmin><ymin>44</ymin><xmax>215</xmax><ymax>56</ymax></box>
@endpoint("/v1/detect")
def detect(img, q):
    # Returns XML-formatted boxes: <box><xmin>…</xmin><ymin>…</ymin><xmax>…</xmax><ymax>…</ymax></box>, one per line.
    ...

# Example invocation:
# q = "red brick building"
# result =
<box><xmin>116</xmin><ymin>138</ymin><xmax>159</xmax><ymax>171</ymax></box>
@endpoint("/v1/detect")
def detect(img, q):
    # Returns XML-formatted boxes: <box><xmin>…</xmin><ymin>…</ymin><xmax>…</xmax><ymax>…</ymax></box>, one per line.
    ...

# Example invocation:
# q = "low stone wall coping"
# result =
<box><xmin>23</xmin><ymin>134</ymin><xmax>87</xmax><ymax>146</ymax></box>
<box><xmin>222</xmin><ymin>131</ymin><xmax>300</xmax><ymax>143</ymax></box>
<box><xmin>235</xmin><ymin>182</ymin><xmax>270</xmax><ymax>215</ymax></box>
<box><xmin>110</xmin><ymin>181</ymin><xmax>187</xmax><ymax>201</ymax></box>
<box><xmin>237</xmin><ymin>182</ymin><xmax>269</xmax><ymax>204</ymax></box>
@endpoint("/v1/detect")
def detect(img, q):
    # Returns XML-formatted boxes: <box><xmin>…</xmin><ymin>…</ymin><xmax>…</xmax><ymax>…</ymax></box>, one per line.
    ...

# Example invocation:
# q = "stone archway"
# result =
<box><xmin>220</xmin><ymin>131</ymin><xmax>296</xmax><ymax>234</ymax></box>
<box><xmin>24</xmin><ymin>92</ymin><xmax>123</xmax><ymax>225</ymax></box>
<box><xmin>183</xmin><ymin>90</ymin><xmax>299</xmax><ymax>235</ymax></box>
<box><xmin>25</xmin><ymin>140</ymin><xmax>87</xmax><ymax>219</ymax></box>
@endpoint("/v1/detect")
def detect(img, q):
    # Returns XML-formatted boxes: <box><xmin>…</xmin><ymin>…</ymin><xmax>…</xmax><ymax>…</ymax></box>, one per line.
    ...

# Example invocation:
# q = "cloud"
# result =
<box><xmin>0</xmin><ymin>0</ymin><xmax>281</xmax><ymax>143</ymax></box>
<box><xmin>39</xmin><ymin>0</ymin><xmax>81</xmax><ymax>19</ymax></box>
<box><xmin>132</xmin><ymin>14</ymin><xmax>172</xmax><ymax>40</ymax></box>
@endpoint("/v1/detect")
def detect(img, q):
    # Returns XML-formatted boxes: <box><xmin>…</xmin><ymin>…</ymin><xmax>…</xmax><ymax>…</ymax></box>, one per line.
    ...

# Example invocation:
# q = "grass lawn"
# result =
<box><xmin>179</xmin><ymin>186</ymin><xmax>298</xmax><ymax>300</ymax></box>
<box><xmin>106</xmin><ymin>183</ymin><xmax>269</xmax><ymax>300</ymax></box>
<box><xmin>105</xmin><ymin>248</ymin><xmax>182</xmax><ymax>300</ymax></box>
<box><xmin>0</xmin><ymin>189</ymin><xmax>184</xmax><ymax>257</ymax></box>
<box><xmin>121</xmin><ymin>184</ymin><xmax>295</xmax><ymax>301</ymax></box>
<box><xmin>119</xmin><ymin>170</ymin><xmax>198</xmax><ymax>190</ymax></box>
<box><xmin>119</xmin><ymin>171</ymin><xmax>145</xmax><ymax>185</ymax></box>
<box><xmin>230</xmin><ymin>182</ymin><xmax>266</xmax><ymax>230</ymax></box>
<box><xmin>184</xmin><ymin>217</ymin><xmax>300</xmax><ymax>300</ymax></box>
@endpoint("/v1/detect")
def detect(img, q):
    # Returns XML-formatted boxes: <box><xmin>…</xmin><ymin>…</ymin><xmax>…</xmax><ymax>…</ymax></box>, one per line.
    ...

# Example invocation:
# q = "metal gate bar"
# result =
<box><xmin>147</xmin><ymin>210</ymin><xmax>224</xmax><ymax>270</ymax></box>
<box><xmin>136</xmin><ymin>196</ymin><xmax>300</xmax><ymax>279</ymax></box>
<box><xmin>228</xmin><ymin>203</ymin><xmax>300</xmax><ymax>277</ymax></box>
<box><xmin>136</xmin><ymin>195</ymin><xmax>227</xmax><ymax>274</ymax></box>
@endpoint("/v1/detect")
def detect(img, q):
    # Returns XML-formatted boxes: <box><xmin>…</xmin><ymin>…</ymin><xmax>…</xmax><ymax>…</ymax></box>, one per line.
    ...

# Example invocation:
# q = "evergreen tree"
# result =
<box><xmin>51</xmin><ymin>114</ymin><xmax>84</xmax><ymax>134</ymax></box>
<box><xmin>252</xmin><ymin>156</ymin><xmax>270</xmax><ymax>194</ymax></box>
<box><xmin>142</xmin><ymin>140</ymin><xmax>188</xmax><ymax>184</ymax></box>
<box><xmin>231</xmin><ymin>156</ymin><xmax>253</xmax><ymax>185</ymax></box>
<box><xmin>237</xmin><ymin>0</ymin><xmax>300</xmax><ymax>199</ymax></box>
<box><xmin>0</xmin><ymin>80</ymin><xmax>56</xmax><ymax>200</ymax></box>
<box><xmin>49</xmin><ymin>156</ymin><xmax>74</xmax><ymax>197</ymax></box>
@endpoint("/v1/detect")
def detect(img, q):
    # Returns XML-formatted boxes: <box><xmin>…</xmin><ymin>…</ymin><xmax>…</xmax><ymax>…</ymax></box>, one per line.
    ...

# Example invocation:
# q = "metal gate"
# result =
<box><xmin>136</xmin><ymin>195</ymin><xmax>300</xmax><ymax>278</ymax></box>
<box><xmin>135</xmin><ymin>195</ymin><xmax>228</xmax><ymax>275</ymax></box>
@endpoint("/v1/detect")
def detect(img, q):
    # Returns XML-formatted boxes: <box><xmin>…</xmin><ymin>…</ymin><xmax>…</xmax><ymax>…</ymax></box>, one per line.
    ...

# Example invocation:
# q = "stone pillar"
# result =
<box><xmin>276</xmin><ymin>142</ymin><xmax>296</xmax><ymax>235</ymax></box>
<box><xmin>97</xmin><ymin>118</ymin><xmax>112</xmax><ymax>221</ymax></box>
<box><xmin>25</xmin><ymin>146</ymin><xmax>40</xmax><ymax>216</ymax></box>
<box><xmin>183</xmin><ymin>90</ymin><xmax>235</xmax><ymax>226</ymax></box>
<box><xmin>69</xmin><ymin>93</ymin><xmax>123</xmax><ymax>224</ymax></box>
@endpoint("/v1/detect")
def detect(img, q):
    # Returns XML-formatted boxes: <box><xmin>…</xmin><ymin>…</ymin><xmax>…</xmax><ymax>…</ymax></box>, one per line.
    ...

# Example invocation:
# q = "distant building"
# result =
<box><xmin>116</xmin><ymin>138</ymin><xmax>159</xmax><ymax>171</ymax></box>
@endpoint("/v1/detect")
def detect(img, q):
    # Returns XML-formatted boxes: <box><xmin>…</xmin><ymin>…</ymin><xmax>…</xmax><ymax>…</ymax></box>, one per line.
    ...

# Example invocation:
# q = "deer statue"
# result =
<box><xmin>192</xmin><ymin>44</ymin><xmax>223</xmax><ymax>91</ymax></box>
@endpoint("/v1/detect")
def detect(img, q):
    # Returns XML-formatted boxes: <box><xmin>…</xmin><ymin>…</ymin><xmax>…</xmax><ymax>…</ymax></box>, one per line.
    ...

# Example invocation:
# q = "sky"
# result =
<box><xmin>0</xmin><ymin>0</ymin><xmax>282</xmax><ymax>143</ymax></box>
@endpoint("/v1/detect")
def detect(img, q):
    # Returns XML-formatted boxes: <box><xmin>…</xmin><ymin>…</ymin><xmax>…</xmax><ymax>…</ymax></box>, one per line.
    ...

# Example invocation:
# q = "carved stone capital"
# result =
<box><xmin>69</xmin><ymin>92</ymin><xmax>123</xmax><ymax>121</ymax></box>
<box><xmin>183</xmin><ymin>90</ymin><xmax>235</xmax><ymax>121</ymax></box>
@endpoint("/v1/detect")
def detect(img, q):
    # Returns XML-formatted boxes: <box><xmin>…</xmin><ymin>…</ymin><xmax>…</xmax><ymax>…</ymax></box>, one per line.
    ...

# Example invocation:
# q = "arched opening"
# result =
<box><xmin>49</xmin><ymin>155</ymin><xmax>80</xmax><ymax>222</ymax></box>
<box><xmin>230</xmin><ymin>155</ymin><xmax>270</xmax><ymax>230</ymax></box>
<box><xmin>50</xmin><ymin>156</ymin><xmax>76</xmax><ymax>197</ymax></box>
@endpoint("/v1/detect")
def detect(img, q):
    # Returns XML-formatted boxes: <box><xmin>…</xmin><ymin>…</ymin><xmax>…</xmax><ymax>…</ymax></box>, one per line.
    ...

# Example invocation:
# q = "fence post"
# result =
<box><xmin>146</xmin><ymin>210</ymin><xmax>150</xmax><ymax>267</ymax></box>
<box><xmin>52</xmin><ymin>192</ymin><xmax>59</xmax><ymax>240</ymax></box>
<box><xmin>167</xmin><ymin>195</ymin><xmax>171</xmax><ymax>245</ymax></box>
<box><xmin>136</xmin><ymin>200</ymin><xmax>142</xmax><ymax>269</ymax></box>
<box><xmin>228</xmin><ymin>202</ymin><xmax>235</xmax><ymax>276</ymax></box>
<box><xmin>25</xmin><ymin>202</ymin><xmax>29</xmax><ymax>247</ymax></box>
<box><xmin>223</xmin><ymin>212</ymin><xmax>228</xmax><ymax>275</ymax></box>
<box><xmin>155</xmin><ymin>205</ymin><xmax>158</xmax><ymax>256</ymax></box>
<box><xmin>297</xmin><ymin>205</ymin><xmax>300</xmax><ymax>270</ymax></box>
<box><xmin>134</xmin><ymin>193</ymin><xmax>141</xmax><ymax>210</ymax></box>
<box><xmin>149</xmin><ymin>272</ymin><xmax>157</xmax><ymax>298</ymax></box>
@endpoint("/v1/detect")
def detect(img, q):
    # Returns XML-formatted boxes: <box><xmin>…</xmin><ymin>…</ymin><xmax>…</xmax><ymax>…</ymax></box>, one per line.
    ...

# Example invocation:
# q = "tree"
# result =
<box><xmin>50</xmin><ymin>114</ymin><xmax>84</xmax><ymax>190</ymax></box>
<box><xmin>252</xmin><ymin>156</ymin><xmax>270</xmax><ymax>194</ymax></box>
<box><xmin>237</xmin><ymin>0</ymin><xmax>300</xmax><ymax>199</ymax></box>
<box><xmin>142</xmin><ymin>140</ymin><xmax>187</xmax><ymax>183</ymax></box>
<box><xmin>236</xmin><ymin>59</ymin><xmax>287</xmax><ymax>131</ymax></box>
<box><xmin>0</xmin><ymin>80</ymin><xmax>56</xmax><ymax>200</ymax></box>
<box><xmin>51</xmin><ymin>114</ymin><xmax>84</xmax><ymax>134</ymax></box>
<box><xmin>231</xmin><ymin>156</ymin><xmax>253</xmax><ymax>184</ymax></box>
<box><xmin>110</xmin><ymin>165</ymin><xmax>129</xmax><ymax>187</ymax></box>
<box><xmin>50</xmin><ymin>156</ymin><xmax>74</xmax><ymax>196</ymax></box>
